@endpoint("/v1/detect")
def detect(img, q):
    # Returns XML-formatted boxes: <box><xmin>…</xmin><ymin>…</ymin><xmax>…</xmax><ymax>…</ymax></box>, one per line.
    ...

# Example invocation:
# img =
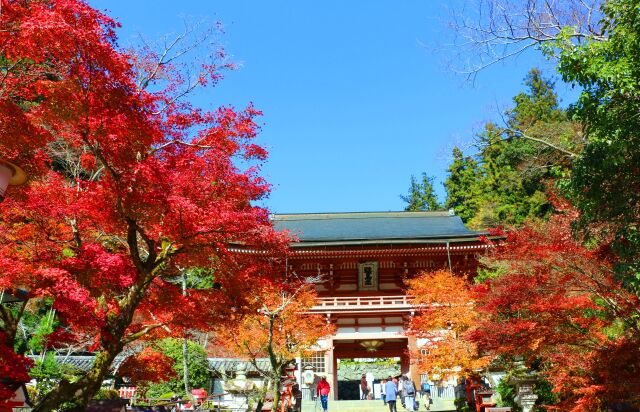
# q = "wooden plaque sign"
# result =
<box><xmin>358</xmin><ymin>261</ymin><xmax>378</xmax><ymax>291</ymax></box>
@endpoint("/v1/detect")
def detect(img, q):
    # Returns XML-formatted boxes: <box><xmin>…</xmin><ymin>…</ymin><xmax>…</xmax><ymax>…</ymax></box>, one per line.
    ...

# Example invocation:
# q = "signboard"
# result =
<box><xmin>358</xmin><ymin>261</ymin><xmax>378</xmax><ymax>291</ymax></box>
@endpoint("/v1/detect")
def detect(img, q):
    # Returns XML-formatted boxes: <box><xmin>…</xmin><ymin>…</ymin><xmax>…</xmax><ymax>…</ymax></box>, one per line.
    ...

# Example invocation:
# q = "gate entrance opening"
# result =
<box><xmin>332</xmin><ymin>338</ymin><xmax>408</xmax><ymax>400</ymax></box>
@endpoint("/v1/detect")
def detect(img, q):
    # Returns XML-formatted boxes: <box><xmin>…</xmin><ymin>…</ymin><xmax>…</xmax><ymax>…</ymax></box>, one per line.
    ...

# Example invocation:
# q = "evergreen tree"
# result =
<box><xmin>441</xmin><ymin>69</ymin><xmax>576</xmax><ymax>228</ymax></box>
<box><xmin>443</xmin><ymin>147</ymin><xmax>481</xmax><ymax>222</ymax></box>
<box><xmin>507</xmin><ymin>68</ymin><xmax>566</xmax><ymax>128</ymax></box>
<box><xmin>400</xmin><ymin>173</ymin><xmax>441</xmax><ymax>211</ymax></box>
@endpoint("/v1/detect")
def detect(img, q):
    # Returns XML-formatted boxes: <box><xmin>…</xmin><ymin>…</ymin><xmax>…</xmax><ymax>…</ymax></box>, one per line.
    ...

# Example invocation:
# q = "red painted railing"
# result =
<box><xmin>310</xmin><ymin>295</ymin><xmax>415</xmax><ymax>313</ymax></box>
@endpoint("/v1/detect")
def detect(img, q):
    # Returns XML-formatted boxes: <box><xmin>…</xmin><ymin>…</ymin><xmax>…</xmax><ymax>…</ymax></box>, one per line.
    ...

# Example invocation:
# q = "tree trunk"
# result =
<box><xmin>266</xmin><ymin>315</ymin><xmax>282</xmax><ymax>412</ymax></box>
<box><xmin>182</xmin><ymin>337</ymin><xmax>191</xmax><ymax>395</ymax></box>
<box><xmin>271</xmin><ymin>376</ymin><xmax>281</xmax><ymax>412</ymax></box>
<box><xmin>182</xmin><ymin>272</ymin><xmax>191</xmax><ymax>396</ymax></box>
<box><xmin>31</xmin><ymin>252</ymin><xmax>158</xmax><ymax>411</ymax></box>
<box><xmin>254</xmin><ymin>381</ymin><xmax>269</xmax><ymax>412</ymax></box>
<box><xmin>32</xmin><ymin>349</ymin><xmax>119</xmax><ymax>412</ymax></box>
<box><xmin>0</xmin><ymin>299</ymin><xmax>27</xmax><ymax>345</ymax></box>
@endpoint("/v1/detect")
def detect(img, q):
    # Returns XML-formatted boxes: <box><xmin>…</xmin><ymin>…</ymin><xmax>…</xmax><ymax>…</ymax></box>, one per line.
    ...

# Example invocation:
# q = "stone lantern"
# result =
<box><xmin>510</xmin><ymin>376</ymin><xmax>538</xmax><ymax>412</ymax></box>
<box><xmin>223</xmin><ymin>361</ymin><xmax>255</xmax><ymax>392</ymax></box>
<box><xmin>221</xmin><ymin>362</ymin><xmax>256</xmax><ymax>412</ymax></box>
<box><xmin>0</xmin><ymin>159</ymin><xmax>27</xmax><ymax>201</ymax></box>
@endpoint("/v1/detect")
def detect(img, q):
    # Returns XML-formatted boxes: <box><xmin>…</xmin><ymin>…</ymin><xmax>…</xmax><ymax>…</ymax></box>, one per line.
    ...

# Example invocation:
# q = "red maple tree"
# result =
<box><xmin>0</xmin><ymin>331</ymin><xmax>33</xmax><ymax>401</ymax></box>
<box><xmin>0</xmin><ymin>0</ymin><xmax>288</xmax><ymax>409</ymax></box>
<box><xmin>117</xmin><ymin>347</ymin><xmax>177</xmax><ymax>386</ymax></box>
<box><xmin>470</xmin><ymin>211</ymin><xmax>640</xmax><ymax>411</ymax></box>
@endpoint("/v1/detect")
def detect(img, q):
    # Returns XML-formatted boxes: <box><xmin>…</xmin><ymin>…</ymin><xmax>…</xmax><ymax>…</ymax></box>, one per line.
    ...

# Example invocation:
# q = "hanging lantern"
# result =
<box><xmin>360</xmin><ymin>340</ymin><xmax>384</xmax><ymax>352</ymax></box>
<box><xmin>0</xmin><ymin>159</ymin><xmax>27</xmax><ymax>201</ymax></box>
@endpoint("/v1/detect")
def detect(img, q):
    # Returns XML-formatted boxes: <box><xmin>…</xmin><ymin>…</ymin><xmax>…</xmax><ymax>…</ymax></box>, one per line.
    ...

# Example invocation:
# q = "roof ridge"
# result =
<box><xmin>272</xmin><ymin>211</ymin><xmax>452</xmax><ymax>220</ymax></box>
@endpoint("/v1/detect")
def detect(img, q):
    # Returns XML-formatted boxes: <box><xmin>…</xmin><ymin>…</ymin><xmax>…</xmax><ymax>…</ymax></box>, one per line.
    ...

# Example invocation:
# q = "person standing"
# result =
<box><xmin>403</xmin><ymin>376</ymin><xmax>417</xmax><ymax>411</ymax></box>
<box><xmin>421</xmin><ymin>380</ymin><xmax>431</xmax><ymax>411</ymax></box>
<box><xmin>360</xmin><ymin>374</ymin><xmax>369</xmax><ymax>400</ymax></box>
<box><xmin>398</xmin><ymin>376</ymin><xmax>406</xmax><ymax>409</ymax></box>
<box><xmin>381</xmin><ymin>378</ymin><xmax>387</xmax><ymax>405</ymax></box>
<box><xmin>291</xmin><ymin>379</ymin><xmax>302</xmax><ymax>412</ymax></box>
<box><xmin>385</xmin><ymin>376</ymin><xmax>398</xmax><ymax>412</ymax></box>
<box><xmin>316</xmin><ymin>376</ymin><xmax>331</xmax><ymax>412</ymax></box>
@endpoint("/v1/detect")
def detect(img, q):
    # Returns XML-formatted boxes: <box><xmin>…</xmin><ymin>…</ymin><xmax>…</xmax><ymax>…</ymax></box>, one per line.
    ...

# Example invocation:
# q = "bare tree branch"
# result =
<box><xmin>128</xmin><ymin>20</ymin><xmax>232</xmax><ymax>115</ymax></box>
<box><xmin>446</xmin><ymin>0</ymin><xmax>606</xmax><ymax>79</ymax></box>
<box><xmin>505</xmin><ymin>126</ymin><xmax>578</xmax><ymax>157</ymax></box>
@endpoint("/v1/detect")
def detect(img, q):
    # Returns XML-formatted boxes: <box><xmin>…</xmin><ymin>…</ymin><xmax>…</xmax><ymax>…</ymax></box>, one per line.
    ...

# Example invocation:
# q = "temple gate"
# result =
<box><xmin>272</xmin><ymin>211</ymin><xmax>486</xmax><ymax>400</ymax></box>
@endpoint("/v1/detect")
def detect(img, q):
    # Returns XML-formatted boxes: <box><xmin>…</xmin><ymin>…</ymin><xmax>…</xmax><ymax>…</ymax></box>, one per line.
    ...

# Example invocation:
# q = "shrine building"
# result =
<box><xmin>271</xmin><ymin>211</ymin><xmax>487</xmax><ymax>400</ymax></box>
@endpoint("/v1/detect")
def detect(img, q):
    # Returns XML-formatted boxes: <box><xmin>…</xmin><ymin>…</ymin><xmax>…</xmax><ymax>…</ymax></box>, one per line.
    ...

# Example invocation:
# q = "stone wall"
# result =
<box><xmin>337</xmin><ymin>361</ymin><xmax>399</xmax><ymax>381</ymax></box>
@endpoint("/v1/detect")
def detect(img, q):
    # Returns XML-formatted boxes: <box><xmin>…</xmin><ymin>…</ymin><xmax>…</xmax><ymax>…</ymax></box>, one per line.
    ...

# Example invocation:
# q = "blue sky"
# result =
<box><xmin>90</xmin><ymin>1</ymin><xmax>574</xmax><ymax>213</ymax></box>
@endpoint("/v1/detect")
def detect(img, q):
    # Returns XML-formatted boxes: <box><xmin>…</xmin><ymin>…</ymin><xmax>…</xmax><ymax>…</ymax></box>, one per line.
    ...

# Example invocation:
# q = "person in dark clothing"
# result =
<box><xmin>291</xmin><ymin>380</ymin><xmax>302</xmax><ymax>412</ymax></box>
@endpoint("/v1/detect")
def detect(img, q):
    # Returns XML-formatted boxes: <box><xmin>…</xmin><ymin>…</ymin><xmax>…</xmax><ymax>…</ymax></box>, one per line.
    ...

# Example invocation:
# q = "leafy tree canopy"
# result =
<box><xmin>0</xmin><ymin>1</ymin><xmax>288</xmax><ymax>409</ymax></box>
<box><xmin>135</xmin><ymin>339</ymin><xmax>210</xmax><ymax>398</ymax></box>
<box><xmin>400</xmin><ymin>173</ymin><xmax>441</xmax><ymax>211</ymax></box>
<box><xmin>472</xmin><ymin>210</ymin><xmax>640</xmax><ymax>411</ymax></box>
<box><xmin>553</xmin><ymin>0</ymin><xmax>640</xmax><ymax>292</ymax></box>
<box><xmin>442</xmin><ymin>68</ymin><xmax>579</xmax><ymax>228</ymax></box>
<box><xmin>407</xmin><ymin>270</ymin><xmax>488</xmax><ymax>378</ymax></box>
<box><xmin>216</xmin><ymin>277</ymin><xmax>332</xmax><ymax>412</ymax></box>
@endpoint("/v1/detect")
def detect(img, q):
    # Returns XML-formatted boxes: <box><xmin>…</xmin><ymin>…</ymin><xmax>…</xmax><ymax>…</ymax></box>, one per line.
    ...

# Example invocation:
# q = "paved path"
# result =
<box><xmin>300</xmin><ymin>398</ymin><xmax>456</xmax><ymax>412</ymax></box>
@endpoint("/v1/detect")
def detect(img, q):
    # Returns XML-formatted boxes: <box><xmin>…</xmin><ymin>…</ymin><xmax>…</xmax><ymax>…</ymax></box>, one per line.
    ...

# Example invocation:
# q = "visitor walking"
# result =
<box><xmin>291</xmin><ymin>379</ymin><xmax>302</xmax><ymax>412</ymax></box>
<box><xmin>316</xmin><ymin>376</ymin><xmax>331</xmax><ymax>412</ymax></box>
<box><xmin>403</xmin><ymin>376</ymin><xmax>417</xmax><ymax>411</ymax></box>
<box><xmin>398</xmin><ymin>375</ymin><xmax>406</xmax><ymax>409</ymax></box>
<box><xmin>421</xmin><ymin>380</ymin><xmax>431</xmax><ymax>411</ymax></box>
<box><xmin>381</xmin><ymin>378</ymin><xmax>387</xmax><ymax>405</ymax></box>
<box><xmin>385</xmin><ymin>376</ymin><xmax>398</xmax><ymax>412</ymax></box>
<box><xmin>360</xmin><ymin>374</ymin><xmax>369</xmax><ymax>400</ymax></box>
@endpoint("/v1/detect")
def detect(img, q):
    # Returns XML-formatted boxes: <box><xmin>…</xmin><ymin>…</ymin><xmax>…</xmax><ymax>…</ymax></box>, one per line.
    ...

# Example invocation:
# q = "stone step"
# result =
<box><xmin>300</xmin><ymin>398</ymin><xmax>456</xmax><ymax>412</ymax></box>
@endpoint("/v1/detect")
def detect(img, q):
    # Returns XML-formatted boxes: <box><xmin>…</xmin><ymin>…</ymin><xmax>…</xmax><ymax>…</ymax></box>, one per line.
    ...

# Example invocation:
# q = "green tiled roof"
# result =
<box><xmin>272</xmin><ymin>211</ymin><xmax>482</xmax><ymax>245</ymax></box>
<box><xmin>27</xmin><ymin>355</ymin><xmax>125</xmax><ymax>372</ymax></box>
<box><xmin>208</xmin><ymin>358</ymin><xmax>271</xmax><ymax>373</ymax></box>
<box><xmin>28</xmin><ymin>355</ymin><xmax>268</xmax><ymax>374</ymax></box>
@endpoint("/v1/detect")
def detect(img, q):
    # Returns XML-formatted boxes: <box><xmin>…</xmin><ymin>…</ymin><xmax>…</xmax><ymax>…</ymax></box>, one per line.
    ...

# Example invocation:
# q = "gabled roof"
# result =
<box><xmin>272</xmin><ymin>211</ymin><xmax>483</xmax><ymax>246</ymax></box>
<box><xmin>208</xmin><ymin>357</ymin><xmax>271</xmax><ymax>373</ymax></box>
<box><xmin>0</xmin><ymin>289</ymin><xmax>29</xmax><ymax>304</ymax></box>
<box><xmin>27</xmin><ymin>355</ymin><xmax>125</xmax><ymax>372</ymax></box>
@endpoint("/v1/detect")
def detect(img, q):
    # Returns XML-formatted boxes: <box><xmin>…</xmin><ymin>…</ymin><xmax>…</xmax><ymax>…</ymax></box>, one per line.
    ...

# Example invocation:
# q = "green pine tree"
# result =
<box><xmin>441</xmin><ymin>68</ymin><xmax>577</xmax><ymax>228</ymax></box>
<box><xmin>400</xmin><ymin>173</ymin><xmax>441</xmax><ymax>211</ymax></box>
<box><xmin>508</xmin><ymin>68</ymin><xmax>566</xmax><ymax>128</ymax></box>
<box><xmin>443</xmin><ymin>147</ymin><xmax>482</xmax><ymax>223</ymax></box>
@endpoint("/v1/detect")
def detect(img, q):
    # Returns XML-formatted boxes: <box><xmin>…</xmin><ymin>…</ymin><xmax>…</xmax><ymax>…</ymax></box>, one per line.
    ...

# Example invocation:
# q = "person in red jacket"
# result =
<box><xmin>360</xmin><ymin>374</ymin><xmax>369</xmax><ymax>400</ymax></box>
<box><xmin>316</xmin><ymin>376</ymin><xmax>331</xmax><ymax>412</ymax></box>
